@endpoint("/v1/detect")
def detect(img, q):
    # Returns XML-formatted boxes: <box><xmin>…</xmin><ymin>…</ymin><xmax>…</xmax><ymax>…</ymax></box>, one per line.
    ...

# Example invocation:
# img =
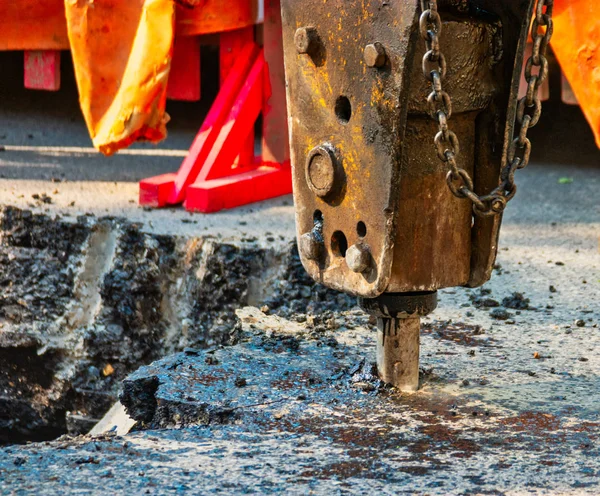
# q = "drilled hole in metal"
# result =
<box><xmin>331</xmin><ymin>231</ymin><xmax>348</xmax><ymax>257</ymax></box>
<box><xmin>335</xmin><ymin>96</ymin><xmax>352</xmax><ymax>124</ymax></box>
<box><xmin>357</xmin><ymin>221</ymin><xmax>367</xmax><ymax>237</ymax></box>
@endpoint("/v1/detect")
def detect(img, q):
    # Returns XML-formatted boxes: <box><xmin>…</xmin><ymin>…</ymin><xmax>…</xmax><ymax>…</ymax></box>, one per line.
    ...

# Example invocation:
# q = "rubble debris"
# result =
<box><xmin>469</xmin><ymin>288</ymin><xmax>500</xmax><ymax>308</ymax></box>
<box><xmin>421</xmin><ymin>321</ymin><xmax>493</xmax><ymax>347</ymax></box>
<box><xmin>0</xmin><ymin>207</ymin><xmax>355</xmax><ymax>443</ymax></box>
<box><xmin>490</xmin><ymin>308</ymin><xmax>512</xmax><ymax>320</ymax></box>
<box><xmin>502</xmin><ymin>292</ymin><xmax>531</xmax><ymax>310</ymax></box>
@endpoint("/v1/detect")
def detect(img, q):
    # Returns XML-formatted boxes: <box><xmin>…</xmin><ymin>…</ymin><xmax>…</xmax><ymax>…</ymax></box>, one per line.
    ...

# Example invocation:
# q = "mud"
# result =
<box><xmin>0</xmin><ymin>207</ymin><xmax>352</xmax><ymax>443</ymax></box>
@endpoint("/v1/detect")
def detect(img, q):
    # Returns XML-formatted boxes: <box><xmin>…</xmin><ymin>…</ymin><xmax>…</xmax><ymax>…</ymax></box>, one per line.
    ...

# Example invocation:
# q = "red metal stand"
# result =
<box><xmin>139</xmin><ymin>4</ymin><xmax>291</xmax><ymax>213</ymax></box>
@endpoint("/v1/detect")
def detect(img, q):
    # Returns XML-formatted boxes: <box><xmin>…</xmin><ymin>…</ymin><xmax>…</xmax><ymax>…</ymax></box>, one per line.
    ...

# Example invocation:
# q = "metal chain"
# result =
<box><xmin>419</xmin><ymin>0</ymin><xmax>554</xmax><ymax>217</ymax></box>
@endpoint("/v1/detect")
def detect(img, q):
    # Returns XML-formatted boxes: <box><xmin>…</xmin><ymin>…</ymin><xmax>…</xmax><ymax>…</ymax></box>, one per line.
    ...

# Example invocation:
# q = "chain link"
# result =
<box><xmin>420</xmin><ymin>0</ymin><xmax>554</xmax><ymax>217</ymax></box>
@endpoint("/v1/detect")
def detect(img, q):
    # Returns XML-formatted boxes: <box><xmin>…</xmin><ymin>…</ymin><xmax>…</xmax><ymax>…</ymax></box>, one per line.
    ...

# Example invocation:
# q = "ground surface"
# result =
<box><xmin>0</xmin><ymin>160</ymin><xmax>598</xmax><ymax>493</ymax></box>
<box><xmin>0</xmin><ymin>53</ymin><xmax>599</xmax><ymax>494</ymax></box>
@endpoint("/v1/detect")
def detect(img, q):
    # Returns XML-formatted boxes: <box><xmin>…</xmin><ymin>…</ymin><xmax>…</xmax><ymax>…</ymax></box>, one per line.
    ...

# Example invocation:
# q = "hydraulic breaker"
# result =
<box><xmin>280</xmin><ymin>0</ymin><xmax>553</xmax><ymax>390</ymax></box>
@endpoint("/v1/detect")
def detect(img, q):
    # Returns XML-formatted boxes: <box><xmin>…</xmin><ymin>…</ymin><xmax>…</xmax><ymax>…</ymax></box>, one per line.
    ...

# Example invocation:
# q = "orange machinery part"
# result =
<box><xmin>64</xmin><ymin>0</ymin><xmax>175</xmax><ymax>155</ymax></box>
<box><xmin>552</xmin><ymin>0</ymin><xmax>600</xmax><ymax>148</ymax></box>
<box><xmin>0</xmin><ymin>0</ymin><xmax>259</xmax><ymax>155</ymax></box>
<box><xmin>5</xmin><ymin>2</ymin><xmax>598</xmax><ymax>152</ymax></box>
<box><xmin>0</xmin><ymin>0</ymin><xmax>258</xmax><ymax>50</ymax></box>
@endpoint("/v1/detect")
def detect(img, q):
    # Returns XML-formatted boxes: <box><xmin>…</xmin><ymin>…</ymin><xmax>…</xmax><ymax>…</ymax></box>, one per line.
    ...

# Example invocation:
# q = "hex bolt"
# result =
<box><xmin>345</xmin><ymin>244</ymin><xmax>370</xmax><ymax>273</ymax></box>
<box><xmin>299</xmin><ymin>232</ymin><xmax>323</xmax><ymax>261</ymax></box>
<box><xmin>295</xmin><ymin>27</ymin><xmax>319</xmax><ymax>54</ymax></box>
<box><xmin>363</xmin><ymin>42</ymin><xmax>387</xmax><ymax>68</ymax></box>
<box><xmin>305</xmin><ymin>144</ymin><xmax>339</xmax><ymax>198</ymax></box>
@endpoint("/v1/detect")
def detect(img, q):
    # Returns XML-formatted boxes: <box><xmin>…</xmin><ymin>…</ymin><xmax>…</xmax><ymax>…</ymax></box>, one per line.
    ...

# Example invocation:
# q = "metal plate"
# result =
<box><xmin>281</xmin><ymin>0</ymin><xmax>420</xmax><ymax>298</ymax></box>
<box><xmin>465</xmin><ymin>0</ymin><xmax>536</xmax><ymax>287</ymax></box>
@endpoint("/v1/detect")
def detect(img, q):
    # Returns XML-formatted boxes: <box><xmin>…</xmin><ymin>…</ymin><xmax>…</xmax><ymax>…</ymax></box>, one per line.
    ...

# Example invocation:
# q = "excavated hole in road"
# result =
<box><xmin>0</xmin><ymin>206</ymin><xmax>356</xmax><ymax>444</ymax></box>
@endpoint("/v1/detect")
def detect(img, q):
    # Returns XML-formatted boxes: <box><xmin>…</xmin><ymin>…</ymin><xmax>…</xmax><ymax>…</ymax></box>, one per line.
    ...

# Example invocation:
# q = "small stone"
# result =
<box><xmin>234</xmin><ymin>377</ymin><xmax>247</xmax><ymax>387</ymax></box>
<box><xmin>549</xmin><ymin>285</ymin><xmax>557</xmax><ymax>293</ymax></box>
<box><xmin>490</xmin><ymin>308</ymin><xmax>512</xmax><ymax>320</ymax></box>
<box><xmin>204</xmin><ymin>356</ymin><xmax>219</xmax><ymax>365</ymax></box>
<box><xmin>354</xmin><ymin>382</ymin><xmax>376</xmax><ymax>392</ymax></box>
<box><xmin>576</xmin><ymin>319</ymin><xmax>585</xmax><ymax>328</ymax></box>
<box><xmin>502</xmin><ymin>292</ymin><xmax>530</xmax><ymax>310</ymax></box>
<box><xmin>579</xmin><ymin>357</ymin><xmax>589</xmax><ymax>362</ymax></box>
<box><xmin>102</xmin><ymin>364</ymin><xmax>115</xmax><ymax>377</ymax></box>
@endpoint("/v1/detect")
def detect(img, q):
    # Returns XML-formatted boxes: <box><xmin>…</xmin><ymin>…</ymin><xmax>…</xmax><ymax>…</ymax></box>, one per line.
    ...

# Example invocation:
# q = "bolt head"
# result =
<box><xmin>299</xmin><ymin>232</ymin><xmax>322</xmax><ymax>261</ymax></box>
<box><xmin>295</xmin><ymin>27</ymin><xmax>319</xmax><ymax>54</ymax></box>
<box><xmin>346</xmin><ymin>244</ymin><xmax>371</xmax><ymax>273</ymax></box>
<box><xmin>305</xmin><ymin>145</ymin><xmax>339</xmax><ymax>198</ymax></box>
<box><xmin>364</xmin><ymin>43</ymin><xmax>387</xmax><ymax>68</ymax></box>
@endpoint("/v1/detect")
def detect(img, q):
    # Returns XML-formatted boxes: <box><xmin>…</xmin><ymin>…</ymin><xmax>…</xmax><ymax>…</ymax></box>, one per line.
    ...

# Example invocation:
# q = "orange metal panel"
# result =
<box><xmin>0</xmin><ymin>0</ymin><xmax>256</xmax><ymax>51</ymax></box>
<box><xmin>176</xmin><ymin>0</ymin><xmax>258</xmax><ymax>36</ymax></box>
<box><xmin>552</xmin><ymin>0</ymin><xmax>600</xmax><ymax>148</ymax></box>
<box><xmin>0</xmin><ymin>0</ymin><xmax>69</xmax><ymax>50</ymax></box>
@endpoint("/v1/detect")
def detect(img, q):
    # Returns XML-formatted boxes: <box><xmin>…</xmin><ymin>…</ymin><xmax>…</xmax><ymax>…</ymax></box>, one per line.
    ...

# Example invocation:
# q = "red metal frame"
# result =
<box><xmin>140</xmin><ymin>1</ymin><xmax>291</xmax><ymax>213</ymax></box>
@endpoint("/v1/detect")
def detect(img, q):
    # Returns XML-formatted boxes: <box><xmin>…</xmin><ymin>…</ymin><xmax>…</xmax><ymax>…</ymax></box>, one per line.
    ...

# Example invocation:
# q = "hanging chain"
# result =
<box><xmin>419</xmin><ymin>0</ymin><xmax>554</xmax><ymax>217</ymax></box>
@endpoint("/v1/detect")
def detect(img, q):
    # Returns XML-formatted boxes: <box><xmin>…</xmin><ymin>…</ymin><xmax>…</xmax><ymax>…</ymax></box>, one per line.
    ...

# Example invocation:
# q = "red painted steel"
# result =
<box><xmin>185</xmin><ymin>165</ymin><xmax>292</xmax><ymax>213</ymax></box>
<box><xmin>24</xmin><ymin>50</ymin><xmax>61</xmax><ymax>91</ymax></box>
<box><xmin>139</xmin><ymin>43</ymin><xmax>260</xmax><ymax>207</ymax></box>
<box><xmin>139</xmin><ymin>173</ymin><xmax>177</xmax><ymax>208</ymax></box>
<box><xmin>139</xmin><ymin>1</ymin><xmax>291</xmax><ymax>213</ymax></box>
<box><xmin>221</xmin><ymin>27</ymin><xmax>256</xmax><ymax>168</ymax></box>
<box><xmin>167</xmin><ymin>37</ymin><xmax>201</xmax><ymax>102</ymax></box>
<box><xmin>197</xmin><ymin>51</ymin><xmax>266</xmax><ymax>182</ymax></box>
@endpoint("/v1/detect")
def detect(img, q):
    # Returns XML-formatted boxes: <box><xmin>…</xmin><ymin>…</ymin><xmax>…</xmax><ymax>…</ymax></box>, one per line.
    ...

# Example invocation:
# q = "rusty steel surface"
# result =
<box><xmin>281</xmin><ymin>0</ymin><xmax>421</xmax><ymax>298</ymax></box>
<box><xmin>283</xmin><ymin>0</ymin><xmax>537</xmax><ymax>298</ymax></box>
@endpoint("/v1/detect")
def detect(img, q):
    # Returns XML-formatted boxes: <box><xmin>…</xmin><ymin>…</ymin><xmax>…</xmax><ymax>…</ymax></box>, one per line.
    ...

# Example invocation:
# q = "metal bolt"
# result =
<box><xmin>364</xmin><ymin>42</ymin><xmax>387</xmax><ymax>68</ymax></box>
<box><xmin>345</xmin><ymin>244</ymin><xmax>371</xmax><ymax>273</ymax></box>
<box><xmin>295</xmin><ymin>27</ymin><xmax>319</xmax><ymax>54</ymax></box>
<box><xmin>299</xmin><ymin>232</ymin><xmax>323</xmax><ymax>261</ymax></box>
<box><xmin>305</xmin><ymin>145</ymin><xmax>339</xmax><ymax>198</ymax></box>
